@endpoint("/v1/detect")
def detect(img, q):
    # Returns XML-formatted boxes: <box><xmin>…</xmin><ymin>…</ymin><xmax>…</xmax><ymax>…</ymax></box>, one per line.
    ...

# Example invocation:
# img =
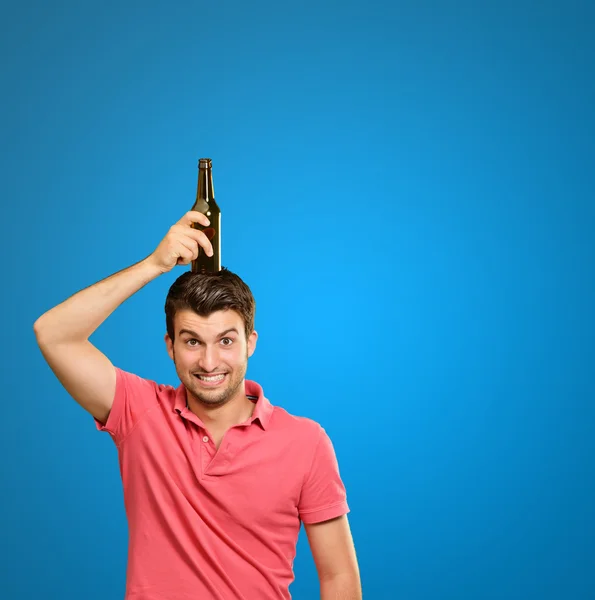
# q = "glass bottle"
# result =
<box><xmin>191</xmin><ymin>158</ymin><xmax>221</xmax><ymax>273</ymax></box>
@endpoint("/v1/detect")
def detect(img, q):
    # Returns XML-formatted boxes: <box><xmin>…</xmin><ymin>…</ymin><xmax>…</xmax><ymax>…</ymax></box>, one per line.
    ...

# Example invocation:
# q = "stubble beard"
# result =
<box><xmin>173</xmin><ymin>349</ymin><xmax>248</xmax><ymax>408</ymax></box>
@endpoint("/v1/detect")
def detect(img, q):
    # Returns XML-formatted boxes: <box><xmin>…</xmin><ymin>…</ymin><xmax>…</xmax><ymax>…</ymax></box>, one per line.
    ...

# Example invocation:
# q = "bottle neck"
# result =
<box><xmin>197</xmin><ymin>168</ymin><xmax>215</xmax><ymax>202</ymax></box>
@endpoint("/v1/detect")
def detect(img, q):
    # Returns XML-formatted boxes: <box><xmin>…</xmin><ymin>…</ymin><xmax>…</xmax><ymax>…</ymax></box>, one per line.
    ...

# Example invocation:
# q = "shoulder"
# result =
<box><xmin>115</xmin><ymin>366</ymin><xmax>172</xmax><ymax>389</ymax></box>
<box><xmin>268</xmin><ymin>403</ymin><xmax>326</xmax><ymax>443</ymax></box>
<box><xmin>114</xmin><ymin>366</ymin><xmax>179</xmax><ymax>403</ymax></box>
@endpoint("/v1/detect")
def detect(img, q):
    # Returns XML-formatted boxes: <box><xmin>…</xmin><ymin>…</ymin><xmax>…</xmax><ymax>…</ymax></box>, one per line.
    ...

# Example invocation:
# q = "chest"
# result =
<box><xmin>209</xmin><ymin>430</ymin><xmax>226</xmax><ymax>451</ymax></box>
<box><xmin>119</xmin><ymin>412</ymin><xmax>305</xmax><ymax>527</ymax></box>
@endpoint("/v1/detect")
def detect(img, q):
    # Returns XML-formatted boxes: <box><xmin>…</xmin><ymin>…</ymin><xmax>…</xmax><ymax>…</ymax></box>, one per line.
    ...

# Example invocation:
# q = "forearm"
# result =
<box><xmin>34</xmin><ymin>256</ymin><xmax>163</xmax><ymax>344</ymax></box>
<box><xmin>320</xmin><ymin>573</ymin><xmax>362</xmax><ymax>600</ymax></box>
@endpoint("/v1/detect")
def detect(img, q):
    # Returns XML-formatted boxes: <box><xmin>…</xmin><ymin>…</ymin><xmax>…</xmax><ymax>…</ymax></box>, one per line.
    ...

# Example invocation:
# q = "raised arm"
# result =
<box><xmin>33</xmin><ymin>210</ymin><xmax>213</xmax><ymax>424</ymax></box>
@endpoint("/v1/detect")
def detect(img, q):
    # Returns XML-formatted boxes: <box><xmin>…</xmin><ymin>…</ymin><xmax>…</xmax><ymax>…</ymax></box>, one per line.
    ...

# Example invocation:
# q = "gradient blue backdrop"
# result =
<box><xmin>2</xmin><ymin>0</ymin><xmax>594</xmax><ymax>598</ymax></box>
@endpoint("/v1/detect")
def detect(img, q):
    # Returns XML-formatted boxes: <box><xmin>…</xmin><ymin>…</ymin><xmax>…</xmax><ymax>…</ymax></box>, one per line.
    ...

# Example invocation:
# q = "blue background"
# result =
<box><xmin>2</xmin><ymin>0</ymin><xmax>594</xmax><ymax>598</ymax></box>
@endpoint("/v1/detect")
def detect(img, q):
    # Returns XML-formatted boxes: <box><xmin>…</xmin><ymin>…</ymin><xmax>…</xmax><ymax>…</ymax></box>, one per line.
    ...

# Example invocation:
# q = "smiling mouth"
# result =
<box><xmin>193</xmin><ymin>373</ymin><xmax>227</xmax><ymax>386</ymax></box>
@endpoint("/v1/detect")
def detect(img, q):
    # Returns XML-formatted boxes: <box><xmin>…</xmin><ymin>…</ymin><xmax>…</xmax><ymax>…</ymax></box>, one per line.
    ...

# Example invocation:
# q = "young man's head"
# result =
<box><xmin>164</xmin><ymin>268</ymin><xmax>257</xmax><ymax>408</ymax></box>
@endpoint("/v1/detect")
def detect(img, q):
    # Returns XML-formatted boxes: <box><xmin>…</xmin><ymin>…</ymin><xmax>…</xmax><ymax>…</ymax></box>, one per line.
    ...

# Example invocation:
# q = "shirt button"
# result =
<box><xmin>202</xmin><ymin>436</ymin><xmax>209</xmax><ymax>443</ymax></box>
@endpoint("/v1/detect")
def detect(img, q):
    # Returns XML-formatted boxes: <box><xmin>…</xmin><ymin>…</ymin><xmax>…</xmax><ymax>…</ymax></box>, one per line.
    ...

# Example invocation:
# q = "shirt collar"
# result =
<box><xmin>245</xmin><ymin>379</ymin><xmax>273</xmax><ymax>430</ymax></box>
<box><xmin>174</xmin><ymin>379</ymin><xmax>273</xmax><ymax>430</ymax></box>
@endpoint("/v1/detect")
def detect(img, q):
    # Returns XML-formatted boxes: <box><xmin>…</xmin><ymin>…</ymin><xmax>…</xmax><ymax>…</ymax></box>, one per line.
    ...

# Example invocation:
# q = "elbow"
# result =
<box><xmin>33</xmin><ymin>316</ymin><xmax>46</xmax><ymax>340</ymax></box>
<box><xmin>33</xmin><ymin>314</ymin><xmax>56</xmax><ymax>346</ymax></box>
<box><xmin>320</xmin><ymin>572</ymin><xmax>362</xmax><ymax>600</ymax></box>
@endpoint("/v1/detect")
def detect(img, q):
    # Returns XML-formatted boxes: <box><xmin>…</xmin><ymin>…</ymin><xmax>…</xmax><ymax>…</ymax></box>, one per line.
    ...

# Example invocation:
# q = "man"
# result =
<box><xmin>34</xmin><ymin>210</ymin><xmax>362</xmax><ymax>599</ymax></box>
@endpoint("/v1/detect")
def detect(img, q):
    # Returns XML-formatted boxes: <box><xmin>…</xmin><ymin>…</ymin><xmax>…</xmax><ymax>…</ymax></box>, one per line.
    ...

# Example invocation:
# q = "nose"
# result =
<box><xmin>197</xmin><ymin>344</ymin><xmax>221</xmax><ymax>373</ymax></box>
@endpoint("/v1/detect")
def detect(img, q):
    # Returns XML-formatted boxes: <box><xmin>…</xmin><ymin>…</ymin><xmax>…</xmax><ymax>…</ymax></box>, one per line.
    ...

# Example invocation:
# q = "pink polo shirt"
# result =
<box><xmin>94</xmin><ymin>367</ymin><xmax>349</xmax><ymax>599</ymax></box>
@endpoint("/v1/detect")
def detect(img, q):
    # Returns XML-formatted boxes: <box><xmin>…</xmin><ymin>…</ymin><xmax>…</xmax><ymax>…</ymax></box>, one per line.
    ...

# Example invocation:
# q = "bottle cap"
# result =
<box><xmin>198</xmin><ymin>158</ymin><xmax>212</xmax><ymax>168</ymax></box>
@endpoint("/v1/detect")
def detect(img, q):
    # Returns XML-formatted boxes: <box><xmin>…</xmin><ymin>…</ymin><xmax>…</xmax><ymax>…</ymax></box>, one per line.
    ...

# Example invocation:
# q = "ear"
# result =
<box><xmin>247</xmin><ymin>330</ymin><xmax>258</xmax><ymax>358</ymax></box>
<box><xmin>164</xmin><ymin>333</ymin><xmax>174</xmax><ymax>361</ymax></box>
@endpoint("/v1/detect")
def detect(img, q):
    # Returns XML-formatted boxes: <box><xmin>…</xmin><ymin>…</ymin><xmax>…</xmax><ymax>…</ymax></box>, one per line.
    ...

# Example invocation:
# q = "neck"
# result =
<box><xmin>186</xmin><ymin>388</ymin><xmax>255</xmax><ymax>431</ymax></box>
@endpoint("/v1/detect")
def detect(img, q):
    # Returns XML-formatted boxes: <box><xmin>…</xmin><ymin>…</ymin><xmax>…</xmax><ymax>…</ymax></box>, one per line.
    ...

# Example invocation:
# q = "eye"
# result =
<box><xmin>220</xmin><ymin>337</ymin><xmax>234</xmax><ymax>346</ymax></box>
<box><xmin>186</xmin><ymin>339</ymin><xmax>200</xmax><ymax>346</ymax></box>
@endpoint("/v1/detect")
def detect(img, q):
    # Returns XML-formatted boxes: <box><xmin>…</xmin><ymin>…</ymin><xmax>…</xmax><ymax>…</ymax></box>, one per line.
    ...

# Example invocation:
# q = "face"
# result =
<box><xmin>165</xmin><ymin>309</ymin><xmax>258</xmax><ymax>408</ymax></box>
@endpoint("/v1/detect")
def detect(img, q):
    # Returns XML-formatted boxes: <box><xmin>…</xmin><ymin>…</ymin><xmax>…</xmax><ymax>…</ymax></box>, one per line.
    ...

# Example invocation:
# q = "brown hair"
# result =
<box><xmin>165</xmin><ymin>268</ymin><xmax>256</xmax><ymax>341</ymax></box>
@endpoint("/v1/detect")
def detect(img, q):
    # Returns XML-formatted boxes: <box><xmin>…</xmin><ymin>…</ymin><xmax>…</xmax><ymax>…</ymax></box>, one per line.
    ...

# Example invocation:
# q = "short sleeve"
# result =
<box><xmin>298</xmin><ymin>426</ymin><xmax>350</xmax><ymax>524</ymax></box>
<box><xmin>94</xmin><ymin>367</ymin><xmax>160</xmax><ymax>446</ymax></box>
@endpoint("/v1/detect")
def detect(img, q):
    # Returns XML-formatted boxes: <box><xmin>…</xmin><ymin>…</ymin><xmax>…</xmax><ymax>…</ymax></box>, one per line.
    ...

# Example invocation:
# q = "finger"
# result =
<box><xmin>180</xmin><ymin>228</ymin><xmax>214</xmax><ymax>257</ymax></box>
<box><xmin>176</xmin><ymin>245</ymin><xmax>195</xmax><ymax>265</ymax></box>
<box><xmin>179</xmin><ymin>210</ymin><xmax>210</xmax><ymax>228</ymax></box>
<box><xmin>175</xmin><ymin>235</ymin><xmax>199</xmax><ymax>258</ymax></box>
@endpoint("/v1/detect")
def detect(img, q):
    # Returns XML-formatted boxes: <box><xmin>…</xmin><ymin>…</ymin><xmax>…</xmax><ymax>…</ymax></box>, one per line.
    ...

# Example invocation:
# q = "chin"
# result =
<box><xmin>188</xmin><ymin>377</ymin><xmax>241</xmax><ymax>407</ymax></box>
<box><xmin>195</xmin><ymin>392</ymin><xmax>230</xmax><ymax>406</ymax></box>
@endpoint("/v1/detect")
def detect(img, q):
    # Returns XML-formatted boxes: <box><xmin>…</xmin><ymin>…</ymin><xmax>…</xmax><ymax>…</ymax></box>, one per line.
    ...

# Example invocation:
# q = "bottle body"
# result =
<box><xmin>191</xmin><ymin>158</ymin><xmax>221</xmax><ymax>274</ymax></box>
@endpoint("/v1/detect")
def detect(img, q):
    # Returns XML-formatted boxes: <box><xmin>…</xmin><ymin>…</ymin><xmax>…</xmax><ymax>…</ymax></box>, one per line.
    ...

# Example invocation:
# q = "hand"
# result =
<box><xmin>148</xmin><ymin>211</ymin><xmax>213</xmax><ymax>273</ymax></box>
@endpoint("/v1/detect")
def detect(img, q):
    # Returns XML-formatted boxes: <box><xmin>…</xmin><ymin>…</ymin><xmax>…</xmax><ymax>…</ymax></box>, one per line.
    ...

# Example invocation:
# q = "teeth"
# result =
<box><xmin>197</xmin><ymin>374</ymin><xmax>225</xmax><ymax>382</ymax></box>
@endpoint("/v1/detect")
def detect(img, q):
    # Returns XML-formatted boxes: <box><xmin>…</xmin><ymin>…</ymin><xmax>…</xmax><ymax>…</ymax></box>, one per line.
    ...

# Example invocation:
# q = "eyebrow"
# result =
<box><xmin>178</xmin><ymin>327</ymin><xmax>239</xmax><ymax>340</ymax></box>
